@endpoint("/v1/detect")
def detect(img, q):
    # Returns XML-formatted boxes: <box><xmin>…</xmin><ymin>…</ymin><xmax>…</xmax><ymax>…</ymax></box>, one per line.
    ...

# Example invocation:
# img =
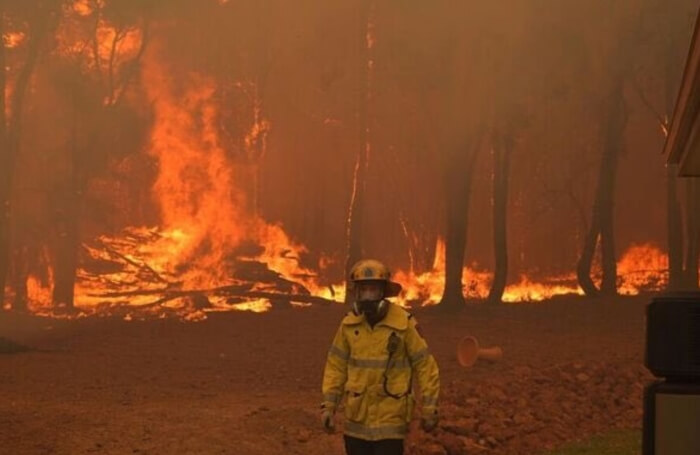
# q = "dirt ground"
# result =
<box><xmin>0</xmin><ymin>296</ymin><xmax>652</xmax><ymax>455</ymax></box>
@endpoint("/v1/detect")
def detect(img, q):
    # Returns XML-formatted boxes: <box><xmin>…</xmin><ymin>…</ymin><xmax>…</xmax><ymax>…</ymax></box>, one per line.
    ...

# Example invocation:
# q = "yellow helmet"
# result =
<box><xmin>349</xmin><ymin>259</ymin><xmax>402</xmax><ymax>298</ymax></box>
<box><xmin>349</xmin><ymin>259</ymin><xmax>391</xmax><ymax>282</ymax></box>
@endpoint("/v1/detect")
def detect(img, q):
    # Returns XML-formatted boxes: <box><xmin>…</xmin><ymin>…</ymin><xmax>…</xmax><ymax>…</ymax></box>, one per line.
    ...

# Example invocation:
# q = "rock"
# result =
<box><xmin>515</xmin><ymin>397</ymin><xmax>529</xmax><ymax>409</ymax></box>
<box><xmin>477</xmin><ymin>421</ymin><xmax>496</xmax><ymax>438</ymax></box>
<box><xmin>486</xmin><ymin>436</ymin><xmax>499</xmax><ymax>447</ymax></box>
<box><xmin>513</xmin><ymin>366</ymin><xmax>533</xmax><ymax>376</ymax></box>
<box><xmin>486</xmin><ymin>386</ymin><xmax>507</xmax><ymax>401</ymax></box>
<box><xmin>513</xmin><ymin>412</ymin><xmax>535</xmax><ymax>426</ymax></box>
<box><xmin>443</xmin><ymin>417</ymin><xmax>478</xmax><ymax>436</ymax></box>
<box><xmin>415</xmin><ymin>442</ymin><xmax>448</xmax><ymax>455</ymax></box>
<box><xmin>296</xmin><ymin>429</ymin><xmax>311</xmax><ymax>443</ymax></box>
<box><xmin>437</xmin><ymin>432</ymin><xmax>468</xmax><ymax>455</ymax></box>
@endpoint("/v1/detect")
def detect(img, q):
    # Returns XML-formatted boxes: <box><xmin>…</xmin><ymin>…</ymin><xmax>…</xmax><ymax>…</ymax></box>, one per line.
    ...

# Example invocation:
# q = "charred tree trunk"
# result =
<box><xmin>10</xmin><ymin>242</ymin><xmax>28</xmax><ymax>311</ymax></box>
<box><xmin>439</xmin><ymin>138</ymin><xmax>481</xmax><ymax>310</ymax></box>
<box><xmin>577</xmin><ymin>77</ymin><xmax>626</xmax><ymax>297</ymax></box>
<box><xmin>487</xmin><ymin>129</ymin><xmax>513</xmax><ymax>305</ymax></box>
<box><xmin>344</xmin><ymin>0</ymin><xmax>372</xmax><ymax>301</ymax></box>
<box><xmin>0</xmin><ymin>11</ymin><xmax>9</xmax><ymax>309</ymax></box>
<box><xmin>52</xmin><ymin>107</ymin><xmax>86</xmax><ymax>310</ymax></box>
<box><xmin>52</xmin><ymin>205</ymin><xmax>81</xmax><ymax>309</ymax></box>
<box><xmin>51</xmin><ymin>17</ymin><xmax>150</xmax><ymax>309</ymax></box>
<box><xmin>576</xmin><ymin>216</ymin><xmax>601</xmax><ymax>296</ymax></box>
<box><xmin>0</xmin><ymin>9</ymin><xmax>51</xmax><ymax>310</ymax></box>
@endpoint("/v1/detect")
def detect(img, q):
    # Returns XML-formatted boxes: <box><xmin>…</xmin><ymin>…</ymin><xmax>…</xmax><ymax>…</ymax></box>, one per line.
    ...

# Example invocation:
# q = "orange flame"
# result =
<box><xmin>617</xmin><ymin>243</ymin><xmax>669</xmax><ymax>295</ymax></box>
<box><xmin>4</xmin><ymin>28</ymin><xmax>675</xmax><ymax>319</ymax></box>
<box><xmin>393</xmin><ymin>239</ymin><xmax>670</xmax><ymax>306</ymax></box>
<box><xmin>72</xmin><ymin>0</ymin><xmax>97</xmax><ymax>17</ymax></box>
<box><xmin>143</xmin><ymin>61</ymin><xmax>248</xmax><ymax>290</ymax></box>
<box><xmin>45</xmin><ymin>54</ymin><xmax>342</xmax><ymax>318</ymax></box>
<box><xmin>4</xmin><ymin>32</ymin><xmax>25</xmax><ymax>49</ymax></box>
<box><xmin>57</xmin><ymin>3</ymin><xmax>143</xmax><ymax>82</ymax></box>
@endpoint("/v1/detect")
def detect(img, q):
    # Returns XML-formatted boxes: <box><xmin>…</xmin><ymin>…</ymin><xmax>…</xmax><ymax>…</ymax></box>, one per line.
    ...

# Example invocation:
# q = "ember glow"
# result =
<box><xmin>72</xmin><ymin>0</ymin><xmax>96</xmax><ymax>17</ymax></box>
<box><xmin>3</xmin><ymin>32</ymin><xmax>25</xmax><ymax>49</ymax></box>
<box><xmin>17</xmin><ymin>232</ymin><xmax>673</xmax><ymax>318</ymax></box>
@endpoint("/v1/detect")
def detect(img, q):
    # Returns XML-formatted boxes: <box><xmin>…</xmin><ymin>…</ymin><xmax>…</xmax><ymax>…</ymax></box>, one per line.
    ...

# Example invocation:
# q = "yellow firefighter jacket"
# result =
<box><xmin>321</xmin><ymin>301</ymin><xmax>440</xmax><ymax>441</ymax></box>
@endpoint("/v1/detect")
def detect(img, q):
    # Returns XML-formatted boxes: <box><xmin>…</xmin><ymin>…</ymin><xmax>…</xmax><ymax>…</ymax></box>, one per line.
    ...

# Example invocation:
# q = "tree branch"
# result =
<box><xmin>631</xmin><ymin>79</ymin><xmax>668</xmax><ymax>136</ymax></box>
<box><xmin>113</xmin><ymin>17</ymin><xmax>151</xmax><ymax>106</ymax></box>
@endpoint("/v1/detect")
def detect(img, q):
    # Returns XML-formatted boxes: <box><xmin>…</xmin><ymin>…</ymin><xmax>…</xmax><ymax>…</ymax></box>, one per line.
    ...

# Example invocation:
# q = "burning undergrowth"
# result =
<box><xmin>1</xmin><ymin>4</ymin><xmax>673</xmax><ymax>320</ymax></box>
<box><xmin>11</xmin><ymin>43</ymin><xmax>343</xmax><ymax>320</ymax></box>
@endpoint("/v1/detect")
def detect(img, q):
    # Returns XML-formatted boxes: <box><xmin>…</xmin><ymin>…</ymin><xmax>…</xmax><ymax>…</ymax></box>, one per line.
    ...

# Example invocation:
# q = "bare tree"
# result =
<box><xmin>50</xmin><ymin>0</ymin><xmax>151</xmax><ymax>309</ymax></box>
<box><xmin>577</xmin><ymin>74</ymin><xmax>627</xmax><ymax>297</ymax></box>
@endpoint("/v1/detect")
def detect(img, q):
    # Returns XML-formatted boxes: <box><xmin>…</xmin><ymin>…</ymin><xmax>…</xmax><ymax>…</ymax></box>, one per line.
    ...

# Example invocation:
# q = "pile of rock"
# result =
<box><xmin>407</xmin><ymin>361</ymin><xmax>651</xmax><ymax>455</ymax></box>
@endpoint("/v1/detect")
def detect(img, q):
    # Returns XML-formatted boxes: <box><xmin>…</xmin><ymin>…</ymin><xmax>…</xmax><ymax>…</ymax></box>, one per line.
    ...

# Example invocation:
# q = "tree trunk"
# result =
<box><xmin>344</xmin><ymin>0</ymin><xmax>372</xmax><ymax>301</ymax></box>
<box><xmin>576</xmin><ymin>218</ymin><xmax>601</xmax><ymax>297</ymax></box>
<box><xmin>0</xmin><ymin>9</ymin><xmax>50</xmax><ymax>310</ymax></box>
<box><xmin>51</xmin><ymin>15</ymin><xmax>150</xmax><ymax>310</ymax></box>
<box><xmin>52</xmin><ymin>195</ymin><xmax>81</xmax><ymax>309</ymax></box>
<box><xmin>52</xmin><ymin>111</ymin><xmax>85</xmax><ymax>310</ymax></box>
<box><xmin>439</xmin><ymin>138</ymin><xmax>481</xmax><ymax>310</ymax></box>
<box><xmin>0</xmin><ymin>10</ymin><xmax>9</xmax><ymax>308</ymax></box>
<box><xmin>577</xmin><ymin>77</ymin><xmax>626</xmax><ymax>297</ymax></box>
<box><xmin>487</xmin><ymin>129</ymin><xmax>513</xmax><ymax>304</ymax></box>
<box><xmin>11</xmin><ymin>242</ymin><xmax>28</xmax><ymax>311</ymax></box>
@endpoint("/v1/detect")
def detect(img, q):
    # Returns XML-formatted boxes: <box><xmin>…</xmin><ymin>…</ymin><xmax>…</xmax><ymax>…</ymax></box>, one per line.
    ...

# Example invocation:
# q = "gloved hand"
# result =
<box><xmin>421</xmin><ymin>414</ymin><xmax>438</xmax><ymax>433</ymax></box>
<box><xmin>321</xmin><ymin>410</ymin><xmax>335</xmax><ymax>433</ymax></box>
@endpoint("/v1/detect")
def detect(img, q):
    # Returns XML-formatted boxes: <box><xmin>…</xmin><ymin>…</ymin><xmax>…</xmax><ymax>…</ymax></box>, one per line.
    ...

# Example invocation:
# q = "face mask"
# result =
<box><xmin>352</xmin><ymin>281</ymin><xmax>386</xmax><ymax>319</ymax></box>
<box><xmin>357</xmin><ymin>300</ymin><xmax>380</xmax><ymax>316</ymax></box>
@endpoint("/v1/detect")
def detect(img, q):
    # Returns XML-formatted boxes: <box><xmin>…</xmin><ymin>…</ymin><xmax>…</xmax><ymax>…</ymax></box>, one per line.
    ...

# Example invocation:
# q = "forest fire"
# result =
<box><xmin>13</xmin><ymin>53</ymin><xmax>342</xmax><ymax>320</ymax></box>
<box><xmin>393</xmin><ymin>239</ymin><xmax>669</xmax><ymax>306</ymax></box>
<box><xmin>5</xmin><ymin>46</ymin><xmax>674</xmax><ymax>318</ymax></box>
<box><xmin>0</xmin><ymin>0</ymin><xmax>690</xmax><ymax>324</ymax></box>
<box><xmin>3</xmin><ymin>52</ymin><xmax>674</xmax><ymax>319</ymax></box>
<box><xmin>4</xmin><ymin>2</ymin><xmax>700</xmax><ymax>455</ymax></box>
<box><xmin>17</xmin><ymin>232</ymin><xmax>671</xmax><ymax>319</ymax></box>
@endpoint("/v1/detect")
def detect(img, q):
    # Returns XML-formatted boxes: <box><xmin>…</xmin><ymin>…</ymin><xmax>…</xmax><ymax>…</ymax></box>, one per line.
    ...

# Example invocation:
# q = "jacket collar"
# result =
<box><xmin>342</xmin><ymin>301</ymin><xmax>408</xmax><ymax>331</ymax></box>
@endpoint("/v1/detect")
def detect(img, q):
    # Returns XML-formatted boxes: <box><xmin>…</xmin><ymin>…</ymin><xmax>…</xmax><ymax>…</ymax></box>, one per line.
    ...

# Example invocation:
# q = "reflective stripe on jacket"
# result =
<box><xmin>321</xmin><ymin>301</ymin><xmax>440</xmax><ymax>441</ymax></box>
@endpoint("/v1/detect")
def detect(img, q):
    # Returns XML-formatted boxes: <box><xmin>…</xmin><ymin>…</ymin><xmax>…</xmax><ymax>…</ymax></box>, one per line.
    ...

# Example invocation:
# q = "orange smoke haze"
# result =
<box><xmin>1</xmin><ymin>0</ymin><xmax>694</xmax><ymax>320</ymax></box>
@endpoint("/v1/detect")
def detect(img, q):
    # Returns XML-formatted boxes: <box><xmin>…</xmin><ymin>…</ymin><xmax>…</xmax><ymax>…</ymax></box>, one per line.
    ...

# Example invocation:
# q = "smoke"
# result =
<box><xmin>4</xmin><ymin>0</ymin><xmax>698</xmax><ymax>312</ymax></box>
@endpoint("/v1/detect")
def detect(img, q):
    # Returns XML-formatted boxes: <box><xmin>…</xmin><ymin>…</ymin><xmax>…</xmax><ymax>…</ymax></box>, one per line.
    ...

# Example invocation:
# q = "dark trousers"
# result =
<box><xmin>343</xmin><ymin>435</ymin><xmax>404</xmax><ymax>455</ymax></box>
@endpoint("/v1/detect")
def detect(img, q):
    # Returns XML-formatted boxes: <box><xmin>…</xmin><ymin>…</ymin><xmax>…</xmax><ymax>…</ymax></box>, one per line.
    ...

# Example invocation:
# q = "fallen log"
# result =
<box><xmin>87</xmin><ymin>284</ymin><xmax>339</xmax><ymax>307</ymax></box>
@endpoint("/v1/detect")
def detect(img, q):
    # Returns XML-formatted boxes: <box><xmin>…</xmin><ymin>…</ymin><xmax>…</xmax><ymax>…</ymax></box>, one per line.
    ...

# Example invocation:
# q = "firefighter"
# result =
<box><xmin>321</xmin><ymin>259</ymin><xmax>440</xmax><ymax>455</ymax></box>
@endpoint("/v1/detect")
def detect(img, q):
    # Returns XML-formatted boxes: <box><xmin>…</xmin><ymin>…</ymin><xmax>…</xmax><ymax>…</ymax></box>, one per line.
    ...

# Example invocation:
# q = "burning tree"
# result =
<box><xmin>0</xmin><ymin>0</ymin><xmax>689</xmax><ymax>319</ymax></box>
<box><xmin>47</xmin><ymin>0</ymin><xmax>152</xmax><ymax>310</ymax></box>
<box><xmin>0</xmin><ymin>0</ymin><xmax>62</xmax><ymax>311</ymax></box>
